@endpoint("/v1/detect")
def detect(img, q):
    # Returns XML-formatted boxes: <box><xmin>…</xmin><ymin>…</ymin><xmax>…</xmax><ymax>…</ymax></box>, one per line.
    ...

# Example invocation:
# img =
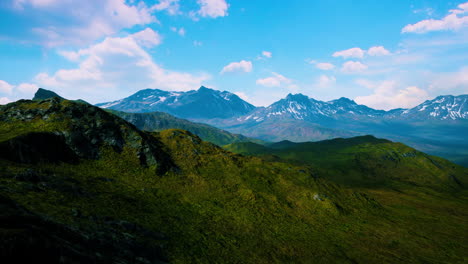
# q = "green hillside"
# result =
<box><xmin>225</xmin><ymin>135</ymin><xmax>467</xmax><ymax>190</ymax></box>
<box><xmin>0</xmin><ymin>98</ymin><xmax>467</xmax><ymax>263</ymax></box>
<box><xmin>110</xmin><ymin>110</ymin><xmax>264</xmax><ymax>146</ymax></box>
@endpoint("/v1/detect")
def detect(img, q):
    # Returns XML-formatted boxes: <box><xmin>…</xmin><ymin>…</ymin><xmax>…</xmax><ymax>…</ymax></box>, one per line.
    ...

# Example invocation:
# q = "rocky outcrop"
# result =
<box><xmin>0</xmin><ymin>98</ymin><xmax>176</xmax><ymax>174</ymax></box>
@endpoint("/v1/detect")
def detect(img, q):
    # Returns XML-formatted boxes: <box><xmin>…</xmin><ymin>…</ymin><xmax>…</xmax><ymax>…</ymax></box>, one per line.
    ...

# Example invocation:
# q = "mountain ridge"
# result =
<box><xmin>96</xmin><ymin>86</ymin><xmax>256</xmax><ymax>119</ymax></box>
<box><xmin>96</xmin><ymin>87</ymin><xmax>468</xmax><ymax>121</ymax></box>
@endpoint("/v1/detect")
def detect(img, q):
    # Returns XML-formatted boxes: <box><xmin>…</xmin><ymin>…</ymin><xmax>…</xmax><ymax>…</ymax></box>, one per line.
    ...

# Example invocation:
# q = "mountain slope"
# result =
<box><xmin>224</xmin><ymin>135</ymin><xmax>467</xmax><ymax>190</ymax></box>
<box><xmin>110</xmin><ymin>110</ymin><xmax>264</xmax><ymax>146</ymax></box>
<box><xmin>396</xmin><ymin>95</ymin><xmax>468</xmax><ymax>120</ymax></box>
<box><xmin>97</xmin><ymin>86</ymin><xmax>256</xmax><ymax>119</ymax></box>
<box><xmin>1</xmin><ymin>98</ymin><xmax>467</xmax><ymax>263</ymax></box>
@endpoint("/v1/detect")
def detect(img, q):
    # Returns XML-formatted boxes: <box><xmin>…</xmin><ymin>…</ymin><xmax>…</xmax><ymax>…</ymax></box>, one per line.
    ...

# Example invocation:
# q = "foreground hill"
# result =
<box><xmin>1</xmin><ymin>98</ymin><xmax>467</xmax><ymax>263</ymax></box>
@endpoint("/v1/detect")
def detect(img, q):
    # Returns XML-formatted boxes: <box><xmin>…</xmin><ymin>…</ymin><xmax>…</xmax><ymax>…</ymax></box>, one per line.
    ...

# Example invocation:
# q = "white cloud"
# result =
<box><xmin>177</xmin><ymin>28</ymin><xmax>186</xmax><ymax>36</ymax></box>
<box><xmin>341</xmin><ymin>61</ymin><xmax>368</xmax><ymax>73</ymax></box>
<box><xmin>256</xmin><ymin>72</ymin><xmax>293</xmax><ymax>87</ymax></box>
<box><xmin>131</xmin><ymin>28</ymin><xmax>162</xmax><ymax>48</ymax></box>
<box><xmin>59</xmin><ymin>28</ymin><xmax>162</xmax><ymax>62</ymax></box>
<box><xmin>0</xmin><ymin>97</ymin><xmax>12</xmax><ymax>105</ymax></box>
<box><xmin>355</xmin><ymin>79</ymin><xmax>375</xmax><ymax>89</ymax></box>
<box><xmin>332</xmin><ymin>46</ymin><xmax>391</xmax><ymax>59</ymax></box>
<box><xmin>428</xmin><ymin>66</ymin><xmax>468</xmax><ymax>93</ymax></box>
<box><xmin>150</xmin><ymin>0</ymin><xmax>180</xmax><ymax>15</ymax></box>
<box><xmin>0</xmin><ymin>80</ymin><xmax>14</xmax><ymax>94</ymax></box>
<box><xmin>16</xmin><ymin>0</ymin><xmax>156</xmax><ymax>47</ymax></box>
<box><xmin>0</xmin><ymin>80</ymin><xmax>39</xmax><ymax>102</ymax></box>
<box><xmin>221</xmin><ymin>60</ymin><xmax>252</xmax><ymax>74</ymax></box>
<box><xmin>197</xmin><ymin>0</ymin><xmax>229</xmax><ymax>18</ymax></box>
<box><xmin>412</xmin><ymin>7</ymin><xmax>435</xmax><ymax>16</ymax></box>
<box><xmin>355</xmin><ymin>80</ymin><xmax>430</xmax><ymax>110</ymax></box>
<box><xmin>193</xmin><ymin>40</ymin><xmax>203</xmax><ymax>46</ymax></box>
<box><xmin>402</xmin><ymin>2</ymin><xmax>468</xmax><ymax>33</ymax></box>
<box><xmin>36</xmin><ymin>28</ymin><xmax>210</xmax><ymax>103</ymax></box>
<box><xmin>13</xmin><ymin>0</ymin><xmax>60</xmax><ymax>9</ymax></box>
<box><xmin>170</xmin><ymin>27</ymin><xmax>185</xmax><ymax>36</ymax></box>
<box><xmin>17</xmin><ymin>83</ymin><xmax>39</xmax><ymax>94</ymax></box>
<box><xmin>332</xmin><ymin>47</ymin><xmax>365</xmax><ymax>59</ymax></box>
<box><xmin>316</xmin><ymin>75</ymin><xmax>336</xmax><ymax>88</ymax></box>
<box><xmin>315</xmin><ymin>62</ymin><xmax>335</xmax><ymax>70</ymax></box>
<box><xmin>367</xmin><ymin>46</ymin><xmax>391</xmax><ymax>56</ymax></box>
<box><xmin>262</xmin><ymin>51</ymin><xmax>272</xmax><ymax>58</ymax></box>
<box><xmin>234</xmin><ymin>91</ymin><xmax>248</xmax><ymax>101</ymax></box>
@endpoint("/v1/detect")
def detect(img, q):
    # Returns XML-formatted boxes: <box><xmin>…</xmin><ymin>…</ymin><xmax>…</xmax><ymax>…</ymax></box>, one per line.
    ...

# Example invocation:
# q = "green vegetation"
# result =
<box><xmin>110</xmin><ymin>110</ymin><xmax>264</xmax><ymax>146</ymax></box>
<box><xmin>1</xmin><ymin>99</ymin><xmax>467</xmax><ymax>263</ymax></box>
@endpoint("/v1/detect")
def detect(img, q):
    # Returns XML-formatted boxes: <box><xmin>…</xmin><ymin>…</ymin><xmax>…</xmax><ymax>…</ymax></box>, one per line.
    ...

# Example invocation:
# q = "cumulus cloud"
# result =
<box><xmin>367</xmin><ymin>46</ymin><xmax>391</xmax><ymax>56</ymax></box>
<box><xmin>256</xmin><ymin>72</ymin><xmax>293</xmax><ymax>87</ymax></box>
<box><xmin>37</xmin><ymin>28</ymin><xmax>210</xmax><ymax>103</ymax></box>
<box><xmin>341</xmin><ymin>61</ymin><xmax>368</xmax><ymax>73</ymax></box>
<box><xmin>402</xmin><ymin>2</ymin><xmax>468</xmax><ymax>33</ymax></box>
<box><xmin>355</xmin><ymin>80</ymin><xmax>429</xmax><ymax>110</ymax></box>
<box><xmin>197</xmin><ymin>0</ymin><xmax>229</xmax><ymax>18</ymax></box>
<box><xmin>220</xmin><ymin>60</ymin><xmax>252</xmax><ymax>74</ymax></box>
<box><xmin>150</xmin><ymin>0</ymin><xmax>181</xmax><ymax>15</ymax></box>
<box><xmin>0</xmin><ymin>80</ymin><xmax>39</xmax><ymax>103</ymax></box>
<box><xmin>333</xmin><ymin>47</ymin><xmax>365</xmax><ymax>59</ymax></box>
<box><xmin>15</xmin><ymin>0</ymin><xmax>156</xmax><ymax>47</ymax></box>
<box><xmin>333</xmin><ymin>46</ymin><xmax>390</xmax><ymax>59</ymax></box>
<box><xmin>59</xmin><ymin>28</ymin><xmax>162</xmax><ymax>62</ymax></box>
<box><xmin>131</xmin><ymin>28</ymin><xmax>162</xmax><ymax>48</ymax></box>
<box><xmin>0</xmin><ymin>80</ymin><xmax>14</xmax><ymax>94</ymax></box>
<box><xmin>0</xmin><ymin>97</ymin><xmax>12</xmax><ymax>105</ymax></box>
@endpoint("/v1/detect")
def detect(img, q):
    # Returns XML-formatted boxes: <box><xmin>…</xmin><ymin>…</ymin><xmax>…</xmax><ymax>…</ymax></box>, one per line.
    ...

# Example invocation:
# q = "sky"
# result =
<box><xmin>0</xmin><ymin>0</ymin><xmax>467</xmax><ymax>110</ymax></box>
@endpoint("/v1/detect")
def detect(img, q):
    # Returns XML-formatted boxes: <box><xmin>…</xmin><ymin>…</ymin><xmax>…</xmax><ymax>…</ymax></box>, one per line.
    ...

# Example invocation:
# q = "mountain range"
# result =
<box><xmin>97</xmin><ymin>87</ymin><xmax>468</xmax><ymax>166</ymax></box>
<box><xmin>1</xmin><ymin>93</ymin><xmax>467</xmax><ymax>263</ymax></box>
<box><xmin>97</xmin><ymin>86</ymin><xmax>256</xmax><ymax>119</ymax></box>
<box><xmin>98</xmin><ymin>87</ymin><xmax>467</xmax><ymax>121</ymax></box>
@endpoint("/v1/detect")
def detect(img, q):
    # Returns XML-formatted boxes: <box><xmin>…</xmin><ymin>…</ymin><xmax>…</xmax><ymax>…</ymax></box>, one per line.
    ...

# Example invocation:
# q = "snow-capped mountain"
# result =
<box><xmin>97</xmin><ymin>86</ymin><xmax>467</xmax><ymax>122</ymax></box>
<box><xmin>235</xmin><ymin>93</ymin><xmax>468</xmax><ymax>124</ymax></box>
<box><xmin>97</xmin><ymin>86</ymin><xmax>256</xmax><ymax>119</ymax></box>
<box><xmin>236</xmin><ymin>93</ymin><xmax>387</xmax><ymax>124</ymax></box>
<box><xmin>397</xmin><ymin>95</ymin><xmax>468</xmax><ymax>121</ymax></box>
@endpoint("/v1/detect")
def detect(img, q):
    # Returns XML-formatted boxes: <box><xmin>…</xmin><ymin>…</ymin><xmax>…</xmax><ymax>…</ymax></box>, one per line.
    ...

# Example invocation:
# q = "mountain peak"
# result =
<box><xmin>198</xmin><ymin>86</ymin><xmax>214</xmax><ymax>92</ymax></box>
<box><xmin>285</xmin><ymin>93</ymin><xmax>309</xmax><ymax>101</ymax></box>
<box><xmin>97</xmin><ymin>87</ymin><xmax>255</xmax><ymax>119</ymax></box>
<box><xmin>33</xmin><ymin>88</ymin><xmax>64</xmax><ymax>101</ymax></box>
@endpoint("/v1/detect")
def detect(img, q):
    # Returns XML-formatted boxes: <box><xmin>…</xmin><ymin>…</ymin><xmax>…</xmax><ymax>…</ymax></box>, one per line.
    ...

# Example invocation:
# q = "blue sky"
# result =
<box><xmin>0</xmin><ymin>0</ymin><xmax>467</xmax><ymax>109</ymax></box>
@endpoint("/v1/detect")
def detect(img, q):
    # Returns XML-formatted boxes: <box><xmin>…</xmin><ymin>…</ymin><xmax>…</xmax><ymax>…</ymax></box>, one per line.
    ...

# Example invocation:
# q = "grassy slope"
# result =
<box><xmin>0</xmin><ymin>100</ymin><xmax>467</xmax><ymax>263</ymax></box>
<box><xmin>110</xmin><ymin>110</ymin><xmax>264</xmax><ymax>146</ymax></box>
